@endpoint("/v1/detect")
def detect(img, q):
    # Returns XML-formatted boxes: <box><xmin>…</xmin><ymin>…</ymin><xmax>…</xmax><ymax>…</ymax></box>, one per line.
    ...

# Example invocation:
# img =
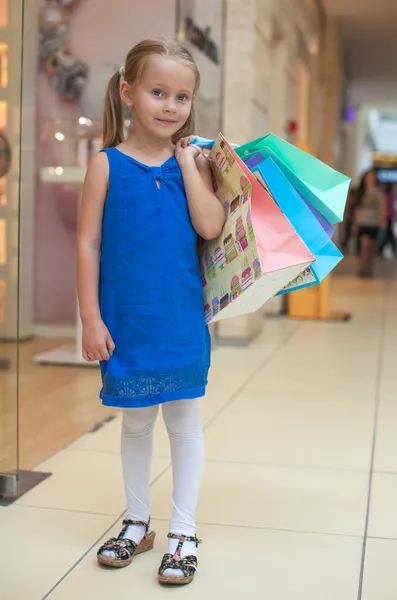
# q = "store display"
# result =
<box><xmin>80</xmin><ymin>65</ymin><xmax>118</xmax><ymax>121</ymax></box>
<box><xmin>39</xmin><ymin>25</ymin><xmax>69</xmax><ymax>64</ymax></box>
<box><xmin>41</xmin><ymin>118</ymin><xmax>101</xmax><ymax>169</ymax></box>
<box><xmin>38</xmin><ymin>1</ymin><xmax>69</xmax><ymax>33</ymax></box>
<box><xmin>0</xmin><ymin>131</ymin><xmax>11</xmax><ymax>178</ymax></box>
<box><xmin>38</xmin><ymin>0</ymin><xmax>88</xmax><ymax>101</ymax></box>
<box><xmin>46</xmin><ymin>50</ymin><xmax>89</xmax><ymax>100</ymax></box>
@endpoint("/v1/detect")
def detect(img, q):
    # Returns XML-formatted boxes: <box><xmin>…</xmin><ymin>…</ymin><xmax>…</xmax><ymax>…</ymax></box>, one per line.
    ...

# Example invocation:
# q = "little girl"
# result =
<box><xmin>77</xmin><ymin>39</ymin><xmax>225</xmax><ymax>586</ymax></box>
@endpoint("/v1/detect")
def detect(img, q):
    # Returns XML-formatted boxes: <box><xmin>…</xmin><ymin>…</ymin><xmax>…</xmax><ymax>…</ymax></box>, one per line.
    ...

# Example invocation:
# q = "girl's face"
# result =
<box><xmin>126</xmin><ymin>55</ymin><xmax>196</xmax><ymax>141</ymax></box>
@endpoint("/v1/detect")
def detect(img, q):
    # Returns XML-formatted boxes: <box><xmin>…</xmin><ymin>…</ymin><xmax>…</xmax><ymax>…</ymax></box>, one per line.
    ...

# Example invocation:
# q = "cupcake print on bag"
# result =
<box><xmin>252</xmin><ymin>252</ymin><xmax>262</xmax><ymax>280</ymax></box>
<box><xmin>204</xmin><ymin>303</ymin><xmax>212</xmax><ymax>324</ymax></box>
<box><xmin>240</xmin><ymin>176</ymin><xmax>250</xmax><ymax>204</ymax></box>
<box><xmin>236</xmin><ymin>216</ymin><xmax>248</xmax><ymax>252</ymax></box>
<box><xmin>215</xmin><ymin>150</ymin><xmax>229</xmax><ymax>175</ymax></box>
<box><xmin>230</xmin><ymin>275</ymin><xmax>242</xmax><ymax>301</ymax></box>
<box><xmin>230</xmin><ymin>193</ymin><xmax>240</xmax><ymax>215</ymax></box>
<box><xmin>223</xmin><ymin>228</ymin><xmax>238</xmax><ymax>263</ymax></box>
<box><xmin>241</xmin><ymin>258</ymin><xmax>253</xmax><ymax>290</ymax></box>
<box><xmin>214</xmin><ymin>246</ymin><xmax>226</xmax><ymax>271</ymax></box>
<box><xmin>220</xmin><ymin>286</ymin><xmax>229</xmax><ymax>311</ymax></box>
<box><xmin>220</xmin><ymin>140</ymin><xmax>236</xmax><ymax>173</ymax></box>
<box><xmin>212</xmin><ymin>295</ymin><xmax>220</xmax><ymax>317</ymax></box>
<box><xmin>247</xmin><ymin>208</ymin><xmax>255</xmax><ymax>242</ymax></box>
<box><xmin>205</xmin><ymin>249</ymin><xmax>216</xmax><ymax>280</ymax></box>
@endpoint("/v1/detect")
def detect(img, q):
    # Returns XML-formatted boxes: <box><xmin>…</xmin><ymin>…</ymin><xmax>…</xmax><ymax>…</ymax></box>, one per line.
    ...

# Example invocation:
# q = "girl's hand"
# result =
<box><xmin>175</xmin><ymin>136</ymin><xmax>202</xmax><ymax>167</ymax></box>
<box><xmin>82</xmin><ymin>318</ymin><xmax>115</xmax><ymax>362</ymax></box>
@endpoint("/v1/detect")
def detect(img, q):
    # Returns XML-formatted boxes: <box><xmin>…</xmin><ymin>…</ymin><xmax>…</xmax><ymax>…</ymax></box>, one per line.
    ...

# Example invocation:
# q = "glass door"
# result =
<box><xmin>0</xmin><ymin>0</ymin><xmax>24</xmax><ymax>498</ymax></box>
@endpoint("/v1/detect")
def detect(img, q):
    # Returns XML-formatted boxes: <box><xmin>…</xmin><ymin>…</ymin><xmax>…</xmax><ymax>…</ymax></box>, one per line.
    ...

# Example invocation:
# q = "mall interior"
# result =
<box><xmin>1</xmin><ymin>0</ymin><xmax>397</xmax><ymax>597</ymax></box>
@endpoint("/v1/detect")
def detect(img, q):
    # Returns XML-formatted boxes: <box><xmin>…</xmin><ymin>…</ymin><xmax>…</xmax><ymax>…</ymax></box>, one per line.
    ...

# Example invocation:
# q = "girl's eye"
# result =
<box><xmin>152</xmin><ymin>90</ymin><xmax>164</xmax><ymax>97</ymax></box>
<box><xmin>177</xmin><ymin>94</ymin><xmax>188</xmax><ymax>102</ymax></box>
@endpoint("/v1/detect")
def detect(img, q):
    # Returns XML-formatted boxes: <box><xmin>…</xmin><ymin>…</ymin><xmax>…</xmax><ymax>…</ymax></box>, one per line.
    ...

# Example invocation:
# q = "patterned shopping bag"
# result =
<box><xmin>198</xmin><ymin>134</ymin><xmax>315</xmax><ymax>323</ymax></box>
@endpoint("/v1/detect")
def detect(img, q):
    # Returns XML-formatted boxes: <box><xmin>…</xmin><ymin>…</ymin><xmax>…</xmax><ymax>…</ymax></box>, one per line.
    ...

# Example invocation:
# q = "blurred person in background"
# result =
<box><xmin>378</xmin><ymin>183</ymin><xmax>396</xmax><ymax>257</ymax></box>
<box><xmin>341</xmin><ymin>186</ymin><xmax>357</xmax><ymax>254</ymax></box>
<box><xmin>353</xmin><ymin>168</ymin><xmax>387</xmax><ymax>278</ymax></box>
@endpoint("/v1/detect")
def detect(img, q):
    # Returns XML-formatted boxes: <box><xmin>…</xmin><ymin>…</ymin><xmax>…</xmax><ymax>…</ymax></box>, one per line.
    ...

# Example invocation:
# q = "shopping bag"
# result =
<box><xmin>302</xmin><ymin>197</ymin><xmax>335</xmax><ymax>238</ymax></box>
<box><xmin>198</xmin><ymin>134</ymin><xmax>315</xmax><ymax>323</ymax></box>
<box><xmin>246</xmin><ymin>156</ymin><xmax>343</xmax><ymax>294</ymax></box>
<box><xmin>244</xmin><ymin>152</ymin><xmax>336</xmax><ymax>238</ymax></box>
<box><xmin>235</xmin><ymin>134</ymin><xmax>351</xmax><ymax>224</ymax></box>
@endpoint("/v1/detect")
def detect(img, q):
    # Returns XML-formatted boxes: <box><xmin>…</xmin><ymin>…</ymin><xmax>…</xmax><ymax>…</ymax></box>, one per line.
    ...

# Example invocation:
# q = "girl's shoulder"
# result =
<box><xmin>97</xmin><ymin>146</ymin><xmax>134</xmax><ymax>174</ymax></box>
<box><xmin>86</xmin><ymin>151</ymin><xmax>109</xmax><ymax>180</ymax></box>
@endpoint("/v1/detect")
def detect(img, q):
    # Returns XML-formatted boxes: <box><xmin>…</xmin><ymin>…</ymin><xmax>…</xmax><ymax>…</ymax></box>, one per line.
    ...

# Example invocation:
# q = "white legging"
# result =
<box><xmin>121</xmin><ymin>399</ymin><xmax>204</xmax><ymax>537</ymax></box>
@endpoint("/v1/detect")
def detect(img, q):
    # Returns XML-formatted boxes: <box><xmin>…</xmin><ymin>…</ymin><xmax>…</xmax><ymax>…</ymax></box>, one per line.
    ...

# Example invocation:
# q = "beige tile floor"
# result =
<box><xmin>1</xmin><ymin>263</ymin><xmax>397</xmax><ymax>599</ymax></box>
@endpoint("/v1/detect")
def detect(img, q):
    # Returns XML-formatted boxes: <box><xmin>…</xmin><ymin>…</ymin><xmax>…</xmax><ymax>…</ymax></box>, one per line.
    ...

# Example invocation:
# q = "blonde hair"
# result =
<box><xmin>102</xmin><ymin>39</ymin><xmax>200</xmax><ymax>148</ymax></box>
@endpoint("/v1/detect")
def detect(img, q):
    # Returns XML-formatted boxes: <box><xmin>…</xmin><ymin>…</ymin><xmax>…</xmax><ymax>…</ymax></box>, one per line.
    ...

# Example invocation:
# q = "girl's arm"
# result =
<box><xmin>176</xmin><ymin>140</ymin><xmax>226</xmax><ymax>240</ymax></box>
<box><xmin>77</xmin><ymin>153</ymin><xmax>115</xmax><ymax>362</ymax></box>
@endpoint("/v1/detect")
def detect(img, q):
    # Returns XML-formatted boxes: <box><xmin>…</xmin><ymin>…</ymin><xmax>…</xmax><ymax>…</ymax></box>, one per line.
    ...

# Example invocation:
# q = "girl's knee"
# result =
<box><xmin>162</xmin><ymin>399</ymin><xmax>202</xmax><ymax>438</ymax></box>
<box><xmin>122</xmin><ymin>405</ymin><xmax>159</xmax><ymax>436</ymax></box>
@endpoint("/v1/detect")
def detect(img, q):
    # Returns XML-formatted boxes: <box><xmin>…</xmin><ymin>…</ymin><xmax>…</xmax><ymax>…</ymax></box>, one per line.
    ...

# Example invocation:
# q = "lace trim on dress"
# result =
<box><xmin>102</xmin><ymin>367</ymin><xmax>208</xmax><ymax>398</ymax></box>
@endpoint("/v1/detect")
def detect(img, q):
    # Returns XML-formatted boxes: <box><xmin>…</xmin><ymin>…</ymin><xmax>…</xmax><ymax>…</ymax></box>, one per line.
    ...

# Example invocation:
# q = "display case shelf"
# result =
<box><xmin>40</xmin><ymin>166</ymin><xmax>86</xmax><ymax>184</ymax></box>
<box><xmin>35</xmin><ymin>163</ymin><xmax>93</xmax><ymax>366</ymax></box>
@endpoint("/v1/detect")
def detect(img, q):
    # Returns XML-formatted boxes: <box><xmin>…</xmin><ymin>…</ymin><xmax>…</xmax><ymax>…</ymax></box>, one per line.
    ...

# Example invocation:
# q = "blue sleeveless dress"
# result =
<box><xmin>98</xmin><ymin>147</ymin><xmax>211</xmax><ymax>408</ymax></box>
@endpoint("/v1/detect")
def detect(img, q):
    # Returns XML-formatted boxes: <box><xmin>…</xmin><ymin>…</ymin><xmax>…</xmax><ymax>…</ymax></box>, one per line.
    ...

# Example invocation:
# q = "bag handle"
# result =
<box><xmin>190</xmin><ymin>136</ymin><xmax>239</xmax><ymax>150</ymax></box>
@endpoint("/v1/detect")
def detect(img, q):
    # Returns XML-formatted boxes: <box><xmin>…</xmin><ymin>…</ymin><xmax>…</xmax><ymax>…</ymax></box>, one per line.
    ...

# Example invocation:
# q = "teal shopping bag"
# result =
<box><xmin>235</xmin><ymin>134</ymin><xmax>351</xmax><ymax>225</ymax></box>
<box><xmin>248</xmin><ymin>157</ymin><xmax>343</xmax><ymax>294</ymax></box>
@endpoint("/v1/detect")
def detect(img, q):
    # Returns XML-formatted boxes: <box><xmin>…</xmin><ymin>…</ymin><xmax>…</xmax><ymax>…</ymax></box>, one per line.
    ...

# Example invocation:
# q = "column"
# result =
<box><xmin>320</xmin><ymin>17</ymin><xmax>342</xmax><ymax>167</ymax></box>
<box><xmin>215</xmin><ymin>0</ymin><xmax>264</xmax><ymax>344</ymax></box>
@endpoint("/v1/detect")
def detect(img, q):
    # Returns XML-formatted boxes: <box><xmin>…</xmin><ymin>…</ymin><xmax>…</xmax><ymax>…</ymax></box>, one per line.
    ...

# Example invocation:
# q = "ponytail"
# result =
<box><xmin>102</xmin><ymin>71</ymin><xmax>124</xmax><ymax>148</ymax></box>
